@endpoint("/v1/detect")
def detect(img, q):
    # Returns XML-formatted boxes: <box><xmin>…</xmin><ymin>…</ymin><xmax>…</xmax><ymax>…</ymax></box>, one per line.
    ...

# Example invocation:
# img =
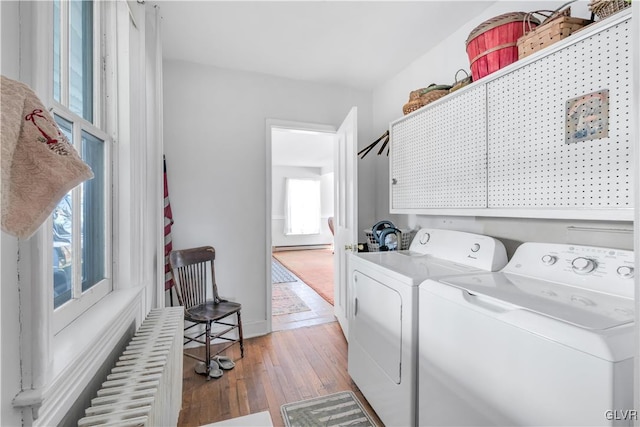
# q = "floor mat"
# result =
<box><xmin>272</xmin><ymin>282</ymin><xmax>310</xmax><ymax>316</ymax></box>
<box><xmin>281</xmin><ymin>391</ymin><xmax>377</xmax><ymax>427</ymax></box>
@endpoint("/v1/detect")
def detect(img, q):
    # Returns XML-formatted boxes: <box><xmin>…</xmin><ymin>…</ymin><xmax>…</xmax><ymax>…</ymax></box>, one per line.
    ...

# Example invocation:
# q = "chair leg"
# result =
<box><xmin>205</xmin><ymin>321</ymin><xmax>212</xmax><ymax>379</ymax></box>
<box><xmin>237</xmin><ymin>311</ymin><xmax>244</xmax><ymax>358</ymax></box>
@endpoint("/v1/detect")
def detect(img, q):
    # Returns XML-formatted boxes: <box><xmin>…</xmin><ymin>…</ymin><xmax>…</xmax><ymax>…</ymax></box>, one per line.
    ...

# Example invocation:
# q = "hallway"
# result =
<box><xmin>272</xmin><ymin>248</ymin><xmax>334</xmax><ymax>304</ymax></box>
<box><xmin>271</xmin><ymin>249</ymin><xmax>335</xmax><ymax>331</ymax></box>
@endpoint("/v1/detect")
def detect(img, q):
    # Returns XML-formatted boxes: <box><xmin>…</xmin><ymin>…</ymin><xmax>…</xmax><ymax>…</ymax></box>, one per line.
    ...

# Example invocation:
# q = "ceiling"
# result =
<box><xmin>158</xmin><ymin>1</ymin><xmax>494</xmax><ymax>91</ymax></box>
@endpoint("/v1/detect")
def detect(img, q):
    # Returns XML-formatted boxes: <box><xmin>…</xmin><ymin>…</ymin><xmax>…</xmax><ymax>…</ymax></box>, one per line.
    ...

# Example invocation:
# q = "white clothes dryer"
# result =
<box><xmin>348</xmin><ymin>228</ymin><xmax>508</xmax><ymax>427</ymax></box>
<box><xmin>419</xmin><ymin>242</ymin><xmax>635</xmax><ymax>426</ymax></box>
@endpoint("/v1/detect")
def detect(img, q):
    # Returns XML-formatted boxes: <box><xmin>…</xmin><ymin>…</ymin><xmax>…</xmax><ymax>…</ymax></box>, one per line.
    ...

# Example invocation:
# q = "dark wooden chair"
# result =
<box><xmin>169</xmin><ymin>246</ymin><xmax>244</xmax><ymax>378</ymax></box>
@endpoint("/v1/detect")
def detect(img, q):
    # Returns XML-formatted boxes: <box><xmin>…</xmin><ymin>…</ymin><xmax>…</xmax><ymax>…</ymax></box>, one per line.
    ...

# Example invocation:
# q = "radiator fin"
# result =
<box><xmin>78</xmin><ymin>307</ymin><xmax>184</xmax><ymax>426</ymax></box>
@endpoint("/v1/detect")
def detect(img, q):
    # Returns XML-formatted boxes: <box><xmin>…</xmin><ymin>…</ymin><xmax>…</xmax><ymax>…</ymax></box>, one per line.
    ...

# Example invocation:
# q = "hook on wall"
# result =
<box><xmin>358</xmin><ymin>130</ymin><xmax>389</xmax><ymax>159</ymax></box>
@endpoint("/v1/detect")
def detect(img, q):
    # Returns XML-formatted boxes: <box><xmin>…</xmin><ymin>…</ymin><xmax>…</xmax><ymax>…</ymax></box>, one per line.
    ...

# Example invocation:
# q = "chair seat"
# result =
<box><xmin>185</xmin><ymin>300</ymin><xmax>242</xmax><ymax>323</ymax></box>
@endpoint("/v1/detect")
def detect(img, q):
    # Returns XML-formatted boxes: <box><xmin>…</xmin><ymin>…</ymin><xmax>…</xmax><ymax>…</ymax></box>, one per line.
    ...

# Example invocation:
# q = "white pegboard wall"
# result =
<box><xmin>391</xmin><ymin>84</ymin><xmax>487</xmax><ymax>210</ymax></box>
<box><xmin>487</xmin><ymin>18</ymin><xmax>632</xmax><ymax>210</ymax></box>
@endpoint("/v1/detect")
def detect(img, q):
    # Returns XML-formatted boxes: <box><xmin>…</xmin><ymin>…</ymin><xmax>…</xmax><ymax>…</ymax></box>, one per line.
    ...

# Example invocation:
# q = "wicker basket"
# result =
<box><xmin>449</xmin><ymin>69</ymin><xmax>473</xmax><ymax>93</ymax></box>
<box><xmin>466</xmin><ymin>12</ymin><xmax>540</xmax><ymax>81</ymax></box>
<box><xmin>402</xmin><ymin>84</ymin><xmax>451</xmax><ymax>115</ymax></box>
<box><xmin>589</xmin><ymin>0</ymin><xmax>631</xmax><ymax>19</ymax></box>
<box><xmin>364</xmin><ymin>228</ymin><xmax>416</xmax><ymax>252</ymax></box>
<box><xmin>517</xmin><ymin>10</ymin><xmax>592</xmax><ymax>59</ymax></box>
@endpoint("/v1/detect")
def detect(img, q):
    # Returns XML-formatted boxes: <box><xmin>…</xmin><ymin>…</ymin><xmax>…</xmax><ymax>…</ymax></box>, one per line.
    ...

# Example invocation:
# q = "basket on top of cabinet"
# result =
<box><xmin>589</xmin><ymin>0</ymin><xmax>631</xmax><ymax>19</ymax></box>
<box><xmin>517</xmin><ymin>7</ymin><xmax>593</xmax><ymax>59</ymax></box>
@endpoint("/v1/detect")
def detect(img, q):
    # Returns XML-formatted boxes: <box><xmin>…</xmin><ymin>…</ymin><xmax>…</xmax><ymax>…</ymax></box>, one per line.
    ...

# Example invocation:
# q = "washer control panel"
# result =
<box><xmin>504</xmin><ymin>242</ymin><xmax>634</xmax><ymax>298</ymax></box>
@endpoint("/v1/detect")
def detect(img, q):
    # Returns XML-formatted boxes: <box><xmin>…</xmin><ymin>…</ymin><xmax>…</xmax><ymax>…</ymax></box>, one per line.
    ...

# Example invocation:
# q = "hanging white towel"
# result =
<box><xmin>1</xmin><ymin>75</ymin><xmax>94</xmax><ymax>239</ymax></box>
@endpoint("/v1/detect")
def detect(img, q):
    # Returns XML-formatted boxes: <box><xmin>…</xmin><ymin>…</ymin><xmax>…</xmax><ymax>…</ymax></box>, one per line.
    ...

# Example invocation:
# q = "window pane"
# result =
<box><xmin>53</xmin><ymin>0</ymin><xmax>61</xmax><ymax>103</ymax></box>
<box><xmin>81</xmin><ymin>130</ymin><xmax>105</xmax><ymax>291</ymax></box>
<box><xmin>69</xmin><ymin>0</ymin><xmax>93</xmax><ymax>122</ymax></box>
<box><xmin>53</xmin><ymin>193</ymin><xmax>73</xmax><ymax>308</ymax></box>
<box><xmin>285</xmin><ymin>179</ymin><xmax>321</xmax><ymax>235</ymax></box>
<box><xmin>53</xmin><ymin>115</ymin><xmax>74</xmax><ymax>309</ymax></box>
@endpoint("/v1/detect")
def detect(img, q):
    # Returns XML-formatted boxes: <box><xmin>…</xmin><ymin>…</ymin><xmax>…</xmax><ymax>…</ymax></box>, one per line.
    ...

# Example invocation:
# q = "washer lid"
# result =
<box><xmin>439</xmin><ymin>273</ymin><xmax>634</xmax><ymax>331</ymax></box>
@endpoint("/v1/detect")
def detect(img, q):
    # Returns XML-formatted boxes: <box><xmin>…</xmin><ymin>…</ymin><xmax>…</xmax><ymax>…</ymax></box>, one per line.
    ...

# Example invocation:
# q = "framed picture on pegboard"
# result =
<box><xmin>566</xmin><ymin>90</ymin><xmax>609</xmax><ymax>144</ymax></box>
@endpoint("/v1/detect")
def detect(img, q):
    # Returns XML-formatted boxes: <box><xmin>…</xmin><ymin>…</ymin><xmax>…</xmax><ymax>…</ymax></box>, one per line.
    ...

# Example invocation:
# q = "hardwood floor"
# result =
<box><xmin>178</xmin><ymin>322</ymin><xmax>383</xmax><ymax>427</ymax></box>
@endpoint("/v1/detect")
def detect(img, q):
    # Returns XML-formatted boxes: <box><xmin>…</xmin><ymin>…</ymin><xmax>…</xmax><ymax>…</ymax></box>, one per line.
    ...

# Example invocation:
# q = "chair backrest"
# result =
<box><xmin>169</xmin><ymin>246</ymin><xmax>222</xmax><ymax>309</ymax></box>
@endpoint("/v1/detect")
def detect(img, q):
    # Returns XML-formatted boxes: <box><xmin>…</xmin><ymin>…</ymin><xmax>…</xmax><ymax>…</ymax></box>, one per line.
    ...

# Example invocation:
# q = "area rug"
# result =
<box><xmin>272</xmin><ymin>249</ymin><xmax>334</xmax><ymax>305</ymax></box>
<box><xmin>272</xmin><ymin>258</ymin><xmax>297</xmax><ymax>283</ymax></box>
<box><xmin>281</xmin><ymin>391</ymin><xmax>377</xmax><ymax>427</ymax></box>
<box><xmin>272</xmin><ymin>282</ymin><xmax>310</xmax><ymax>316</ymax></box>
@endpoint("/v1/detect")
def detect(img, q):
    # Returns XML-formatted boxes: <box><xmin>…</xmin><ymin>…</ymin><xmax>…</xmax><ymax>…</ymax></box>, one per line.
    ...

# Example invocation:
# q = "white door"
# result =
<box><xmin>333</xmin><ymin>107</ymin><xmax>358</xmax><ymax>339</ymax></box>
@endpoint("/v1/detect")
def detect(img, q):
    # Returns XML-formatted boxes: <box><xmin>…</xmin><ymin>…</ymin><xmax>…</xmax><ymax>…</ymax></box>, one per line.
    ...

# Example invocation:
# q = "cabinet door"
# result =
<box><xmin>390</xmin><ymin>84</ymin><xmax>487</xmax><ymax>211</ymax></box>
<box><xmin>487</xmin><ymin>18</ymin><xmax>632</xmax><ymax>215</ymax></box>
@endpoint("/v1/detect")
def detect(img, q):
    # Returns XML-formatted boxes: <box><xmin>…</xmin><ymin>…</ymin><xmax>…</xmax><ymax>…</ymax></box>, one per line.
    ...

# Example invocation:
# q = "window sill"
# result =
<box><xmin>13</xmin><ymin>287</ymin><xmax>145</xmax><ymax>424</ymax></box>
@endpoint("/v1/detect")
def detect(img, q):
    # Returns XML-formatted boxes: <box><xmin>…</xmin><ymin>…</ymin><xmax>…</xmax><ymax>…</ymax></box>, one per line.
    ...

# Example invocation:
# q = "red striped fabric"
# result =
<box><xmin>163</xmin><ymin>156</ymin><xmax>175</xmax><ymax>291</ymax></box>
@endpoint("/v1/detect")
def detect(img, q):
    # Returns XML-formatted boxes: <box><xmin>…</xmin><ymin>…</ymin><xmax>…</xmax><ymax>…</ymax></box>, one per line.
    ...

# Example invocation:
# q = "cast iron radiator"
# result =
<box><xmin>78</xmin><ymin>307</ymin><xmax>184</xmax><ymax>426</ymax></box>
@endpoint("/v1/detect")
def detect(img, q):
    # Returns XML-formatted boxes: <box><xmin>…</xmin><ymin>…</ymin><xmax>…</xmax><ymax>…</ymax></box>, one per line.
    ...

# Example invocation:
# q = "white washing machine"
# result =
<box><xmin>348</xmin><ymin>228</ymin><xmax>508</xmax><ymax>427</ymax></box>
<box><xmin>419</xmin><ymin>242</ymin><xmax>635</xmax><ymax>426</ymax></box>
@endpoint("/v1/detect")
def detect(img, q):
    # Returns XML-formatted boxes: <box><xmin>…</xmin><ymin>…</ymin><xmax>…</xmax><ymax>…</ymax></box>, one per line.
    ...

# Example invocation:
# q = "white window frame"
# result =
<box><xmin>50</xmin><ymin>110</ymin><xmax>113</xmax><ymax>333</ymax></box>
<box><xmin>12</xmin><ymin>1</ymin><xmax>156</xmax><ymax>424</ymax></box>
<box><xmin>49</xmin><ymin>0</ymin><xmax>113</xmax><ymax>334</ymax></box>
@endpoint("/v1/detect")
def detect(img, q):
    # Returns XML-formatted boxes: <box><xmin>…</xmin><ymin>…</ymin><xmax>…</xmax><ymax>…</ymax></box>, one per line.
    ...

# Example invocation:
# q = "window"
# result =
<box><xmin>51</xmin><ymin>0</ymin><xmax>111</xmax><ymax>332</ymax></box>
<box><xmin>53</xmin><ymin>0</ymin><xmax>93</xmax><ymax>122</ymax></box>
<box><xmin>285</xmin><ymin>178</ymin><xmax>321</xmax><ymax>235</ymax></box>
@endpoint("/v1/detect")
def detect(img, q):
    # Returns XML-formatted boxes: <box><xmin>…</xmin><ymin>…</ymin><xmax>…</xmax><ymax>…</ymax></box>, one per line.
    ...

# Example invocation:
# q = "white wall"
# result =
<box><xmin>2</xmin><ymin>2</ymin><xmax>31</xmax><ymax>424</ymax></box>
<box><xmin>271</xmin><ymin>166</ymin><xmax>334</xmax><ymax>247</ymax></box>
<box><xmin>371</xmin><ymin>0</ymin><xmax>634</xmax><ymax>256</ymax></box>
<box><xmin>162</xmin><ymin>60</ymin><xmax>374</xmax><ymax>336</ymax></box>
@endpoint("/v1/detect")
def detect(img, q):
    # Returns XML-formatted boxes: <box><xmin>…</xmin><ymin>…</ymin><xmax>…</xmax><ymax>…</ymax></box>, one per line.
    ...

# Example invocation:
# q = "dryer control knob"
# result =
<box><xmin>541</xmin><ymin>255</ymin><xmax>557</xmax><ymax>265</ymax></box>
<box><xmin>616</xmin><ymin>265</ymin><xmax>634</xmax><ymax>279</ymax></box>
<box><xmin>419</xmin><ymin>232</ymin><xmax>431</xmax><ymax>245</ymax></box>
<box><xmin>571</xmin><ymin>257</ymin><xmax>597</xmax><ymax>274</ymax></box>
<box><xmin>470</xmin><ymin>243</ymin><xmax>480</xmax><ymax>252</ymax></box>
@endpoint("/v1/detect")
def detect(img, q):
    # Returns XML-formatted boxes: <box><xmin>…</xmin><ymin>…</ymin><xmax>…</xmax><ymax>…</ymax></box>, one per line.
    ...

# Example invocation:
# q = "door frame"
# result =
<box><xmin>265</xmin><ymin>119</ymin><xmax>336</xmax><ymax>333</ymax></box>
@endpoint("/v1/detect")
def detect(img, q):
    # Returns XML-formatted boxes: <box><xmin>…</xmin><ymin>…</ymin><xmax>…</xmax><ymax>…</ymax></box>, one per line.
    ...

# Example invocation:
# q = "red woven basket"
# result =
<box><xmin>466</xmin><ymin>12</ymin><xmax>540</xmax><ymax>81</ymax></box>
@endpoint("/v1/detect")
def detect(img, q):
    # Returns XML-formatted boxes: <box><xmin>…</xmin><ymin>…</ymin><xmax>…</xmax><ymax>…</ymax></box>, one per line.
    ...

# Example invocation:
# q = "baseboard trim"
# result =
<box><xmin>273</xmin><ymin>245</ymin><xmax>331</xmax><ymax>252</ymax></box>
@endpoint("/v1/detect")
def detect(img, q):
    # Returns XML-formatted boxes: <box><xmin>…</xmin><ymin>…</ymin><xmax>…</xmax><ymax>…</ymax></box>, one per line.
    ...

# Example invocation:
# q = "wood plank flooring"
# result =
<box><xmin>178</xmin><ymin>322</ymin><xmax>383</xmax><ymax>427</ymax></box>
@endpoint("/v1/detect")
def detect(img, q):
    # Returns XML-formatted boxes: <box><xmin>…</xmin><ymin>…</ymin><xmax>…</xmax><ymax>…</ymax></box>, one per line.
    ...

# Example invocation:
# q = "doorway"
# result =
<box><xmin>267</xmin><ymin>122</ymin><xmax>337</xmax><ymax>331</ymax></box>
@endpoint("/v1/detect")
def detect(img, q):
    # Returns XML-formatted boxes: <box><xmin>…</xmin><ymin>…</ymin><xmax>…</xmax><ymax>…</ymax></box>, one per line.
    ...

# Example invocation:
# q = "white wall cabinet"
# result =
<box><xmin>389</xmin><ymin>11</ymin><xmax>632</xmax><ymax>221</ymax></box>
<box><xmin>390</xmin><ymin>84</ymin><xmax>487</xmax><ymax>211</ymax></box>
